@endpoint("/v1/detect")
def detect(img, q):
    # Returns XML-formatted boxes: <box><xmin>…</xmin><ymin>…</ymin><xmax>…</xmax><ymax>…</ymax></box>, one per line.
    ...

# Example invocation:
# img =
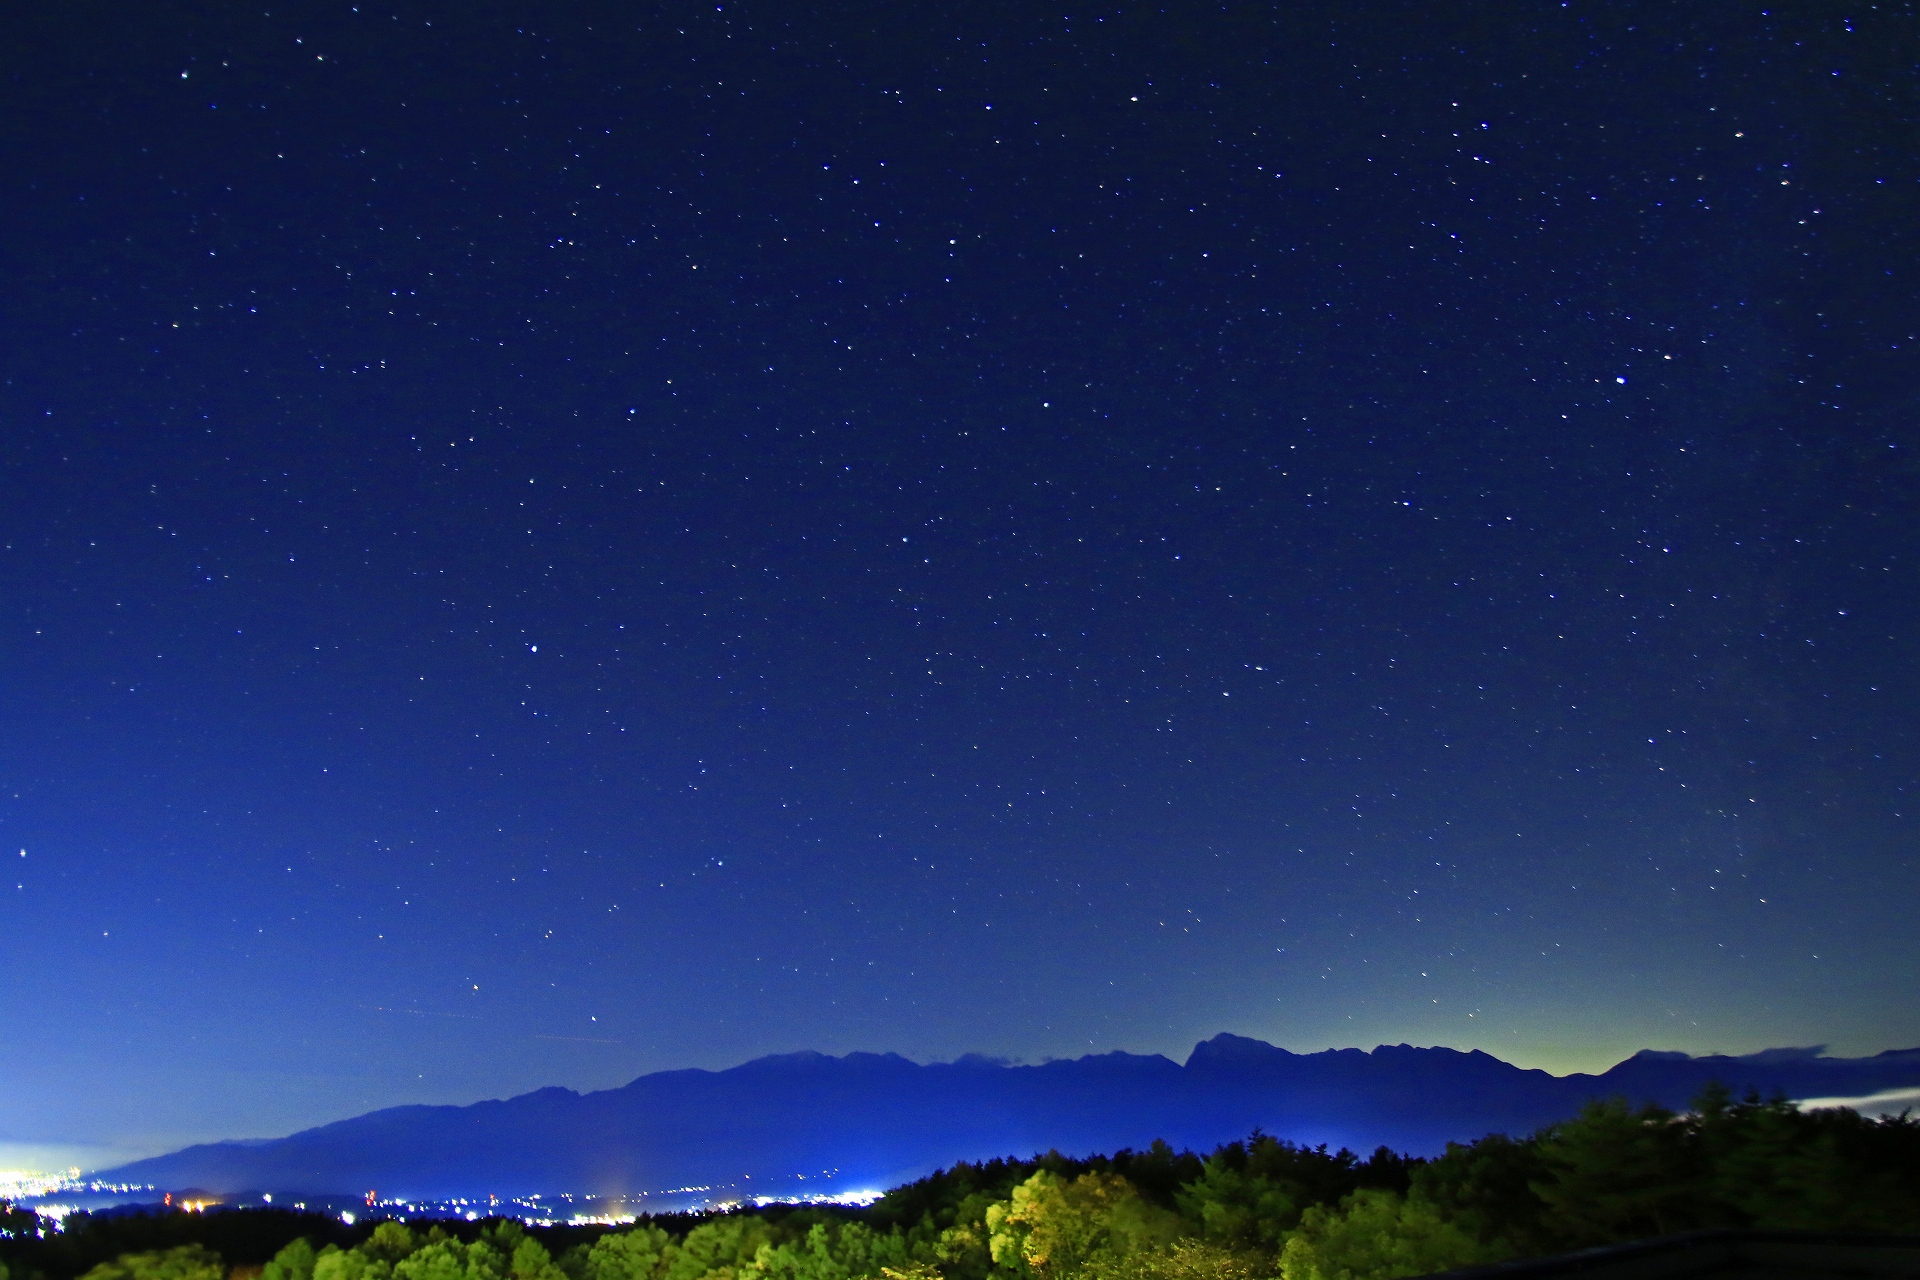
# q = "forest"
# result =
<box><xmin>5</xmin><ymin>1090</ymin><xmax>1917</xmax><ymax>1280</ymax></box>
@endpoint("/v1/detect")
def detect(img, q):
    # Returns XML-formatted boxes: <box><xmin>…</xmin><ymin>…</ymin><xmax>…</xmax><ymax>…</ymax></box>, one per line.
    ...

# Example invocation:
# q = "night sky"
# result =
<box><xmin>4</xmin><ymin>1</ymin><xmax>1917</xmax><ymax>1167</ymax></box>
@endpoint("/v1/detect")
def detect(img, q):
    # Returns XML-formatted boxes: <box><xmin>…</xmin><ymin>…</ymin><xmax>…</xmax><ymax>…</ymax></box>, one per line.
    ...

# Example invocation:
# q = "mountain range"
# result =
<box><xmin>99</xmin><ymin>1036</ymin><xmax>1920</xmax><ymax>1201</ymax></box>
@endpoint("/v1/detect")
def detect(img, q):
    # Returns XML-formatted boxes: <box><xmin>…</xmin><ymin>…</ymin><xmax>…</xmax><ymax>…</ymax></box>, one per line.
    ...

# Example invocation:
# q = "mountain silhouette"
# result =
<box><xmin>98</xmin><ymin>1036</ymin><xmax>1920</xmax><ymax>1200</ymax></box>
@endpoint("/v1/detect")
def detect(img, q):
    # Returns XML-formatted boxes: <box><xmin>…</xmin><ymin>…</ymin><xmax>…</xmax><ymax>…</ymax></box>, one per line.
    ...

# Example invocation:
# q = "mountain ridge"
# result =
<box><xmin>98</xmin><ymin>1036</ymin><xmax>1920</xmax><ymax>1201</ymax></box>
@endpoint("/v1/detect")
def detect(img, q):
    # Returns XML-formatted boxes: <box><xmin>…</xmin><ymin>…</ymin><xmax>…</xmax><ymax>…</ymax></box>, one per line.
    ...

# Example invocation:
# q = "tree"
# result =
<box><xmin>1174</xmin><ymin>1134</ymin><xmax>1415</xmax><ymax>1256</ymax></box>
<box><xmin>364</xmin><ymin>1226</ymin><xmax>422</xmax><ymax>1267</ymax></box>
<box><xmin>265</xmin><ymin>1239</ymin><xmax>319</xmax><ymax>1280</ymax></box>
<box><xmin>987</xmin><ymin>1171</ymin><xmax>1182</xmax><ymax>1280</ymax></box>
<box><xmin>1531</xmin><ymin>1099</ymin><xmax>1702</xmax><ymax>1245</ymax></box>
<box><xmin>1175</xmin><ymin>1150</ymin><xmax>1302</xmax><ymax>1253</ymax></box>
<box><xmin>1278</xmin><ymin>1190</ymin><xmax>1498</xmax><ymax>1280</ymax></box>
<box><xmin>391</xmin><ymin>1241</ymin><xmax>473</xmax><ymax>1280</ymax></box>
<box><xmin>1411</xmin><ymin>1134</ymin><xmax>1550</xmax><ymax>1257</ymax></box>
<box><xmin>662</xmin><ymin>1216</ymin><xmax>776</xmax><ymax>1280</ymax></box>
<box><xmin>1104</xmin><ymin>1241</ymin><xmax>1261</xmax><ymax>1280</ymax></box>
<box><xmin>80</xmin><ymin>1246</ymin><xmax>226</xmax><ymax>1280</ymax></box>
<box><xmin>509</xmin><ymin>1240</ymin><xmax>567</xmax><ymax>1280</ymax></box>
<box><xmin>584</xmin><ymin>1229</ymin><xmax>673</xmax><ymax>1280</ymax></box>
<box><xmin>315</xmin><ymin>1242</ymin><xmax>394</xmax><ymax>1280</ymax></box>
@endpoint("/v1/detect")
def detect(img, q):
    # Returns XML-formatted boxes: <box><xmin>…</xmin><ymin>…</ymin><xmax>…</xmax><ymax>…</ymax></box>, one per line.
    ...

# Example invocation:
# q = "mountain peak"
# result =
<box><xmin>1185</xmin><ymin>1032</ymin><xmax>1292</xmax><ymax>1069</ymax></box>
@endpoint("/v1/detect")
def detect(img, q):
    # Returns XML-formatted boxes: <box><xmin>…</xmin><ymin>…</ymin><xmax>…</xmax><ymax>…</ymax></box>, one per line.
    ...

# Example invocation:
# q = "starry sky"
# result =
<box><xmin>3</xmin><ymin>1</ymin><xmax>1916</xmax><ymax>1166</ymax></box>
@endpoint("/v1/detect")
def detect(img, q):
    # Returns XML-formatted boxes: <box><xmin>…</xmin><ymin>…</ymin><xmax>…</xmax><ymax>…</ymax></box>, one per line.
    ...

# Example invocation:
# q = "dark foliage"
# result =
<box><xmin>0</xmin><ymin>1210</ymin><xmax>363</xmax><ymax>1280</ymax></box>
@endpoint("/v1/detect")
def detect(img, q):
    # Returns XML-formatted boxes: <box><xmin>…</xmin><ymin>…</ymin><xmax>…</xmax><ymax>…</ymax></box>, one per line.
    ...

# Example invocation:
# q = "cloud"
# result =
<box><xmin>1796</xmin><ymin>1087</ymin><xmax>1920</xmax><ymax>1119</ymax></box>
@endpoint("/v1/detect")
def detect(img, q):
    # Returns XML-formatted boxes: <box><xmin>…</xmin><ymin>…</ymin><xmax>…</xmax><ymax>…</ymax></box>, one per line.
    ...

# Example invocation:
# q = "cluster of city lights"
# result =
<box><xmin>2</xmin><ymin>1166</ymin><xmax>881</xmax><ymax>1231</ymax></box>
<box><xmin>2</xmin><ymin>1169</ymin><xmax>162</xmax><ymax>1231</ymax></box>
<box><xmin>353</xmin><ymin>1180</ymin><xmax>884</xmax><ymax>1222</ymax></box>
<box><xmin>0</xmin><ymin>1169</ymin><xmax>84</xmax><ymax>1200</ymax></box>
<box><xmin>363</xmin><ymin>1192</ymin><xmax>593</xmax><ymax>1226</ymax></box>
<box><xmin>750</xmin><ymin>1190</ymin><xmax>884</xmax><ymax>1209</ymax></box>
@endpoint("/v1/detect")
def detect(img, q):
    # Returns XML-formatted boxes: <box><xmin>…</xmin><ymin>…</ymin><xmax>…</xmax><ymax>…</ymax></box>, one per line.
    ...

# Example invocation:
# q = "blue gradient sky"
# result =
<box><xmin>2</xmin><ymin>1</ymin><xmax>1915</xmax><ymax>1166</ymax></box>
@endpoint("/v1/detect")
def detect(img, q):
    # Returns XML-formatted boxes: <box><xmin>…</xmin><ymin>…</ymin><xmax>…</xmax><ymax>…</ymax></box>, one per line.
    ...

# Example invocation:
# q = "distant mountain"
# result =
<box><xmin>98</xmin><ymin>1037</ymin><xmax>1920</xmax><ymax>1201</ymax></box>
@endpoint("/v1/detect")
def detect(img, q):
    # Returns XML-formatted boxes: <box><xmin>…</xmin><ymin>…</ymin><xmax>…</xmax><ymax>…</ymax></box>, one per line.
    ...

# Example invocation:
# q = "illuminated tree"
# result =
<box><xmin>986</xmin><ymin>1171</ymin><xmax>1181</xmax><ymax>1279</ymax></box>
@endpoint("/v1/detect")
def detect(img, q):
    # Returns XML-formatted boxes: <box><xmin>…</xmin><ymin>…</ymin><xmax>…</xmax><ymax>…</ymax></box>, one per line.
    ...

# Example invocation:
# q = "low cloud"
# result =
<box><xmin>1796</xmin><ymin>1087</ymin><xmax>1920</xmax><ymax>1119</ymax></box>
